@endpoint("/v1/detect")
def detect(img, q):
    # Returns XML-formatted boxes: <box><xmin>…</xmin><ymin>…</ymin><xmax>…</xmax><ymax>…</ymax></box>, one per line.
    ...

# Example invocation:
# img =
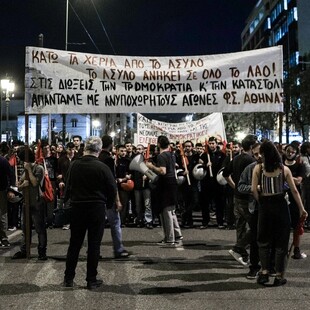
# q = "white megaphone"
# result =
<box><xmin>129</xmin><ymin>154</ymin><xmax>159</xmax><ymax>183</ymax></box>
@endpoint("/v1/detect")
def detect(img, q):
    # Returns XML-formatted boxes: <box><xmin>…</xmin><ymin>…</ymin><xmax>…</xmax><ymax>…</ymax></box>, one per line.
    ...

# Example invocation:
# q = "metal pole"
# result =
<box><xmin>62</xmin><ymin>0</ymin><xmax>69</xmax><ymax>143</ymax></box>
<box><xmin>24</xmin><ymin>115</ymin><xmax>31</xmax><ymax>258</ymax></box>
<box><xmin>6</xmin><ymin>97</ymin><xmax>10</xmax><ymax>144</ymax></box>
<box><xmin>0</xmin><ymin>87</ymin><xmax>2</xmax><ymax>138</ymax></box>
<box><xmin>65</xmin><ymin>0</ymin><xmax>69</xmax><ymax>51</ymax></box>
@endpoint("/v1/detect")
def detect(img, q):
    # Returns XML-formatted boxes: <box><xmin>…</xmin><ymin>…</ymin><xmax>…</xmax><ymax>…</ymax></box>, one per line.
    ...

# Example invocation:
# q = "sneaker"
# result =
<box><xmin>87</xmin><ymin>279</ymin><xmax>103</xmax><ymax>290</ymax></box>
<box><xmin>1</xmin><ymin>239</ymin><xmax>11</xmax><ymax>248</ymax></box>
<box><xmin>218</xmin><ymin>225</ymin><xmax>225</xmax><ymax>230</ymax></box>
<box><xmin>114</xmin><ymin>250</ymin><xmax>130</xmax><ymax>259</ymax></box>
<box><xmin>12</xmin><ymin>251</ymin><xmax>27</xmax><ymax>259</ymax></box>
<box><xmin>157</xmin><ymin>239</ymin><xmax>166</xmax><ymax>245</ymax></box>
<box><xmin>38</xmin><ymin>254</ymin><xmax>48</xmax><ymax>261</ymax></box>
<box><xmin>257</xmin><ymin>272</ymin><xmax>269</xmax><ymax>285</ymax></box>
<box><xmin>269</xmin><ymin>268</ymin><xmax>277</xmax><ymax>277</ymax></box>
<box><xmin>62</xmin><ymin>224</ymin><xmax>70</xmax><ymax>230</ymax></box>
<box><xmin>246</xmin><ymin>269</ymin><xmax>260</xmax><ymax>280</ymax></box>
<box><xmin>63</xmin><ymin>279</ymin><xmax>73</xmax><ymax>288</ymax></box>
<box><xmin>228</xmin><ymin>249</ymin><xmax>248</xmax><ymax>266</ymax></box>
<box><xmin>273</xmin><ymin>277</ymin><xmax>287</xmax><ymax>286</ymax></box>
<box><xmin>175</xmin><ymin>236</ymin><xmax>184</xmax><ymax>242</ymax></box>
<box><xmin>8</xmin><ymin>226</ymin><xmax>17</xmax><ymax>231</ymax></box>
<box><xmin>292</xmin><ymin>247</ymin><xmax>307</xmax><ymax>259</ymax></box>
<box><xmin>200</xmin><ymin>225</ymin><xmax>208</xmax><ymax>229</ymax></box>
<box><xmin>162</xmin><ymin>242</ymin><xmax>176</xmax><ymax>248</ymax></box>
<box><xmin>145</xmin><ymin>223</ymin><xmax>153</xmax><ymax>229</ymax></box>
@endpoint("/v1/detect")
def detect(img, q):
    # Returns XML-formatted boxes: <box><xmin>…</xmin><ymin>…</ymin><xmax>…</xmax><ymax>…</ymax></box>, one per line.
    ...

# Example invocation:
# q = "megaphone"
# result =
<box><xmin>129</xmin><ymin>154</ymin><xmax>159</xmax><ymax>183</ymax></box>
<box><xmin>8</xmin><ymin>186</ymin><xmax>23</xmax><ymax>203</ymax></box>
<box><xmin>216</xmin><ymin>167</ymin><xmax>227</xmax><ymax>185</ymax></box>
<box><xmin>192</xmin><ymin>164</ymin><xmax>206</xmax><ymax>180</ymax></box>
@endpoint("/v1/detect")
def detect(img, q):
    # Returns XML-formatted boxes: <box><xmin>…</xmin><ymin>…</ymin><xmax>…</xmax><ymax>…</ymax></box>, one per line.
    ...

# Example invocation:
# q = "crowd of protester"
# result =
<box><xmin>1</xmin><ymin>133</ymin><xmax>309</xmax><ymax>288</ymax></box>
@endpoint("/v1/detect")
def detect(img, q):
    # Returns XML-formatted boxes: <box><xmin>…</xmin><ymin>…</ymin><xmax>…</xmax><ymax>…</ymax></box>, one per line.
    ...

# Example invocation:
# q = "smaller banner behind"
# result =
<box><xmin>135</xmin><ymin>113</ymin><xmax>226</xmax><ymax>146</ymax></box>
<box><xmin>25</xmin><ymin>46</ymin><xmax>283</xmax><ymax>114</ymax></box>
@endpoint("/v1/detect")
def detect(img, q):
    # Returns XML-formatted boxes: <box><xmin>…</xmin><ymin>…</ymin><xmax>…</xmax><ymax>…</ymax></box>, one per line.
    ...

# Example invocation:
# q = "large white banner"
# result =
<box><xmin>135</xmin><ymin>113</ymin><xmax>226</xmax><ymax>146</ymax></box>
<box><xmin>25</xmin><ymin>46</ymin><xmax>283</xmax><ymax>114</ymax></box>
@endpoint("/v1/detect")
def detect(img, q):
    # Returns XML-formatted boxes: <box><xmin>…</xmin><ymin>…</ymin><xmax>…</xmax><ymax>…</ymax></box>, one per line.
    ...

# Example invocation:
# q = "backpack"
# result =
<box><xmin>39</xmin><ymin>160</ymin><xmax>54</xmax><ymax>203</ymax></box>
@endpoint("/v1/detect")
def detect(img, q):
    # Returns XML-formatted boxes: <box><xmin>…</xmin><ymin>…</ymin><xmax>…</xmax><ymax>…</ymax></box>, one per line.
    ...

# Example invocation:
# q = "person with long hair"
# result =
<box><xmin>252</xmin><ymin>140</ymin><xmax>307</xmax><ymax>286</ymax></box>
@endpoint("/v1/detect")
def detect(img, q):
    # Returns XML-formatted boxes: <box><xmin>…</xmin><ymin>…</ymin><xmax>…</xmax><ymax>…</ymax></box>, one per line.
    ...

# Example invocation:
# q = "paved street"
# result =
<box><xmin>1</xmin><ymin>216</ymin><xmax>310</xmax><ymax>310</ymax></box>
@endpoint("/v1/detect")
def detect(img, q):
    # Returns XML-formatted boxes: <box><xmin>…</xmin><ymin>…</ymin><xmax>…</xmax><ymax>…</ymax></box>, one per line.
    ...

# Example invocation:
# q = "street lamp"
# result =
<box><xmin>92</xmin><ymin>119</ymin><xmax>101</xmax><ymax>136</ymax></box>
<box><xmin>1</xmin><ymin>79</ymin><xmax>15</xmax><ymax>143</ymax></box>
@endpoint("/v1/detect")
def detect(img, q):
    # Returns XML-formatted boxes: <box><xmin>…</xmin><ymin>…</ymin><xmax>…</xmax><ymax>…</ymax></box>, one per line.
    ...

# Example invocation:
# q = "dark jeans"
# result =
<box><xmin>248</xmin><ymin>209</ymin><xmax>260</xmax><ymax>269</ymax></box>
<box><xmin>200</xmin><ymin>180</ymin><xmax>225</xmax><ymax>226</ymax></box>
<box><xmin>65</xmin><ymin>203</ymin><xmax>105</xmax><ymax>282</ymax></box>
<box><xmin>257</xmin><ymin>194</ymin><xmax>291</xmax><ymax>273</ymax></box>
<box><xmin>20</xmin><ymin>199</ymin><xmax>47</xmax><ymax>255</ymax></box>
<box><xmin>181</xmin><ymin>183</ymin><xmax>200</xmax><ymax>226</ymax></box>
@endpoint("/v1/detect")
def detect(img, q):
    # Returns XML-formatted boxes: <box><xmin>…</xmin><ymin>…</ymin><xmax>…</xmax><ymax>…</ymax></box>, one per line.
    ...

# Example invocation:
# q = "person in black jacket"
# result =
<box><xmin>0</xmin><ymin>154</ymin><xmax>15</xmax><ymax>247</ymax></box>
<box><xmin>98</xmin><ymin>135</ymin><xmax>129</xmax><ymax>258</ymax></box>
<box><xmin>63</xmin><ymin>136</ymin><xmax>117</xmax><ymax>290</ymax></box>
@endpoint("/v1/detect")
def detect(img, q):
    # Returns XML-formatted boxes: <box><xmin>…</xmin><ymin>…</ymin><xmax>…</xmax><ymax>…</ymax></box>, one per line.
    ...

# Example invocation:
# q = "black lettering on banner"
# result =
<box><xmin>32</xmin><ymin>50</ymin><xmax>58</xmax><ymax>63</ymax></box>
<box><xmin>149</xmin><ymin>59</ymin><xmax>161</xmax><ymax>69</ymax></box>
<box><xmin>102</xmin><ymin>69</ymin><xmax>135</xmax><ymax>80</ymax></box>
<box><xmin>100</xmin><ymin>81</ymin><xmax>116</xmax><ymax>91</ymax></box>
<box><xmin>86</xmin><ymin>68</ymin><xmax>98</xmax><ymax>79</ymax></box>
<box><xmin>83</xmin><ymin>55</ymin><xmax>116</xmax><ymax>67</ymax></box>
<box><xmin>186</xmin><ymin>70</ymin><xmax>197</xmax><ymax>80</ymax></box>
<box><xmin>223</xmin><ymin>92</ymin><xmax>239</xmax><ymax>104</ymax></box>
<box><xmin>87</xmin><ymin>94</ymin><xmax>99</xmax><ymax>105</ymax></box>
<box><xmin>229</xmin><ymin>67</ymin><xmax>240</xmax><ymax>78</ymax></box>
<box><xmin>104</xmin><ymin>94</ymin><xmax>177</xmax><ymax>107</ymax></box>
<box><xmin>124</xmin><ymin>59</ymin><xmax>144</xmax><ymax>68</ymax></box>
<box><xmin>210</xmin><ymin>81</ymin><xmax>227</xmax><ymax>90</ymax></box>
<box><xmin>32</xmin><ymin>93</ymin><xmax>82</xmax><ymax>106</ymax></box>
<box><xmin>168</xmin><ymin>58</ymin><xmax>204</xmax><ymax>69</ymax></box>
<box><xmin>30</xmin><ymin>77</ymin><xmax>53</xmax><ymax>89</ymax></box>
<box><xmin>232</xmin><ymin>79</ymin><xmax>282</xmax><ymax>90</ymax></box>
<box><xmin>69</xmin><ymin>53</ymin><xmax>79</xmax><ymax>65</ymax></box>
<box><xmin>247</xmin><ymin>65</ymin><xmax>273</xmax><ymax>77</ymax></box>
<box><xmin>58</xmin><ymin>79</ymin><xmax>95</xmax><ymax>90</ymax></box>
<box><xmin>122</xmin><ymin>82</ymin><xmax>192</xmax><ymax>92</ymax></box>
<box><xmin>182</xmin><ymin>94</ymin><xmax>218</xmax><ymax>106</ymax></box>
<box><xmin>143</xmin><ymin>70</ymin><xmax>181</xmax><ymax>81</ymax></box>
<box><xmin>243</xmin><ymin>92</ymin><xmax>283</xmax><ymax>104</ymax></box>
<box><xmin>202</xmin><ymin>69</ymin><xmax>222</xmax><ymax>79</ymax></box>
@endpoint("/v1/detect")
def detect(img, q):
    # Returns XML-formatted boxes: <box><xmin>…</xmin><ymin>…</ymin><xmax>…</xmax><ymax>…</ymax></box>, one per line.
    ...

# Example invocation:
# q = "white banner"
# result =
<box><xmin>136</xmin><ymin>113</ymin><xmax>226</xmax><ymax>146</ymax></box>
<box><xmin>25</xmin><ymin>46</ymin><xmax>283</xmax><ymax>114</ymax></box>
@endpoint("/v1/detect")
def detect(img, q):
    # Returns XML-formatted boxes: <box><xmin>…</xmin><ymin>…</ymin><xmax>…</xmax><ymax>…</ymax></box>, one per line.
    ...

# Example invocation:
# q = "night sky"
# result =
<box><xmin>1</xmin><ymin>0</ymin><xmax>258</xmax><ymax>120</ymax></box>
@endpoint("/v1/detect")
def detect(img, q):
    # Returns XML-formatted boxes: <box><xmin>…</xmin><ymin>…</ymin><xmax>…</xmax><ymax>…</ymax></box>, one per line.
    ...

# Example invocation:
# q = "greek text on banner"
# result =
<box><xmin>25</xmin><ymin>46</ymin><xmax>284</xmax><ymax>114</ymax></box>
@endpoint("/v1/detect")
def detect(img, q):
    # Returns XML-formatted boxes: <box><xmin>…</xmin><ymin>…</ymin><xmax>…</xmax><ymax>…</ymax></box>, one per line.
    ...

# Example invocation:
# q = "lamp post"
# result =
<box><xmin>1</xmin><ymin>79</ymin><xmax>15</xmax><ymax>143</ymax></box>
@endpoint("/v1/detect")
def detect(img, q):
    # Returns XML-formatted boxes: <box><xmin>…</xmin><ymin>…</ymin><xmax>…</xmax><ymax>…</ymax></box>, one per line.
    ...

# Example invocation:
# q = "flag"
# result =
<box><xmin>204</xmin><ymin>139</ymin><xmax>209</xmax><ymax>154</ymax></box>
<box><xmin>8</xmin><ymin>154</ymin><xmax>17</xmax><ymax>167</ymax></box>
<box><xmin>222</xmin><ymin>140</ymin><xmax>227</xmax><ymax>154</ymax></box>
<box><xmin>35</xmin><ymin>140</ymin><xmax>44</xmax><ymax>164</ymax></box>
<box><xmin>179</xmin><ymin>143</ymin><xmax>189</xmax><ymax>167</ymax></box>
<box><xmin>144</xmin><ymin>143</ymin><xmax>150</xmax><ymax>161</ymax></box>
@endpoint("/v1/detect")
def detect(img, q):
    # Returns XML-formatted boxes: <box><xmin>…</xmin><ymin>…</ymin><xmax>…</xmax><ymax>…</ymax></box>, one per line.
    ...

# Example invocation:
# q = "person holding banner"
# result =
<box><xmin>0</xmin><ymin>152</ymin><xmax>16</xmax><ymax>248</ymax></box>
<box><xmin>199</xmin><ymin>137</ymin><xmax>226</xmax><ymax>229</ymax></box>
<box><xmin>146</xmin><ymin>136</ymin><xmax>182</xmax><ymax>246</ymax></box>
<box><xmin>12</xmin><ymin>148</ymin><xmax>47</xmax><ymax>260</ymax></box>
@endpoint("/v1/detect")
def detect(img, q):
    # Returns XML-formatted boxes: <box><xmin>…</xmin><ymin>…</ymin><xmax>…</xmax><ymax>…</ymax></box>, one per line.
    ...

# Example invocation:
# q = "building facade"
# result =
<box><xmin>241</xmin><ymin>0</ymin><xmax>310</xmax><ymax>141</ymax></box>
